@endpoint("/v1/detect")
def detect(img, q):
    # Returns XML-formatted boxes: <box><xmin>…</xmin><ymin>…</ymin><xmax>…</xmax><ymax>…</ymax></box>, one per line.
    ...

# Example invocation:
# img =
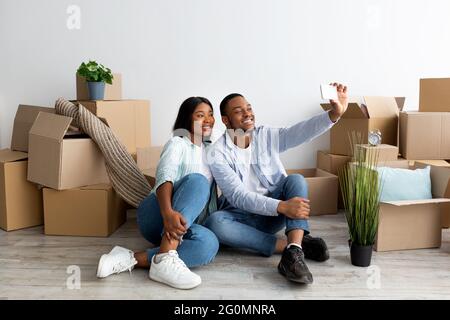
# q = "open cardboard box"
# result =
<box><xmin>321</xmin><ymin>96</ymin><xmax>404</xmax><ymax>156</ymax></box>
<box><xmin>76</xmin><ymin>73</ymin><xmax>122</xmax><ymax>100</ymax></box>
<box><xmin>43</xmin><ymin>183</ymin><xmax>127</xmax><ymax>237</ymax></box>
<box><xmin>0</xmin><ymin>149</ymin><xmax>43</xmax><ymax>231</ymax></box>
<box><xmin>27</xmin><ymin>112</ymin><xmax>109</xmax><ymax>190</ymax></box>
<box><xmin>286</xmin><ymin>168</ymin><xmax>338</xmax><ymax>215</ymax></box>
<box><xmin>399</xmin><ymin>111</ymin><xmax>450</xmax><ymax>160</ymax></box>
<box><xmin>11</xmin><ymin>105</ymin><xmax>55</xmax><ymax>152</ymax></box>
<box><xmin>374</xmin><ymin>161</ymin><xmax>450</xmax><ymax>251</ymax></box>
<box><xmin>75</xmin><ymin>100</ymin><xmax>151</xmax><ymax>156</ymax></box>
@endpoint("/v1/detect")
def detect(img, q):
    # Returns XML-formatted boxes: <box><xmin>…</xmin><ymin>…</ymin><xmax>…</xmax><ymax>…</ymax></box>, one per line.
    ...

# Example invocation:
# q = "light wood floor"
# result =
<box><xmin>1</xmin><ymin>211</ymin><xmax>450</xmax><ymax>300</ymax></box>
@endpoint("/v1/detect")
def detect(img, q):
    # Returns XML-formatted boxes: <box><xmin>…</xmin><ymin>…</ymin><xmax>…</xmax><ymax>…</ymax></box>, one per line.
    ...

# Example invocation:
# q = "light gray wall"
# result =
<box><xmin>1</xmin><ymin>0</ymin><xmax>450</xmax><ymax>169</ymax></box>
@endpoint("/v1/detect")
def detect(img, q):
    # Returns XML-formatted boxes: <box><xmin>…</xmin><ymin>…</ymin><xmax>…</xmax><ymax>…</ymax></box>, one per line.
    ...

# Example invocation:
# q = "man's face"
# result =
<box><xmin>222</xmin><ymin>96</ymin><xmax>255</xmax><ymax>132</ymax></box>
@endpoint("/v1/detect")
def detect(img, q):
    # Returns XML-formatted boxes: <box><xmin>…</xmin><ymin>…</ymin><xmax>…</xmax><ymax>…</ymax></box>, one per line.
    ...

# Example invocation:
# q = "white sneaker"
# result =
<box><xmin>96</xmin><ymin>246</ymin><xmax>138</xmax><ymax>278</ymax></box>
<box><xmin>149</xmin><ymin>250</ymin><xmax>201</xmax><ymax>289</ymax></box>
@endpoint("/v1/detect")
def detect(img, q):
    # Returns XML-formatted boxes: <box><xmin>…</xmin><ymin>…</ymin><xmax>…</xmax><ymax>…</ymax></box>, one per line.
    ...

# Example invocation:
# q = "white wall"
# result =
<box><xmin>1</xmin><ymin>0</ymin><xmax>450</xmax><ymax>169</ymax></box>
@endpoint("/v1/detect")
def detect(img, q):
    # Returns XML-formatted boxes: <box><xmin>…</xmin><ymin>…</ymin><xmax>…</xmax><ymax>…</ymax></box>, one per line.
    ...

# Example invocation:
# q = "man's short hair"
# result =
<box><xmin>220</xmin><ymin>93</ymin><xmax>244</xmax><ymax>116</ymax></box>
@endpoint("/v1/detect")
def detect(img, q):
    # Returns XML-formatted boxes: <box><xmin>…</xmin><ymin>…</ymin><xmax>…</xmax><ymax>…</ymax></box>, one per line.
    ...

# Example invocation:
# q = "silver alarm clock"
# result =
<box><xmin>368</xmin><ymin>129</ymin><xmax>382</xmax><ymax>146</ymax></box>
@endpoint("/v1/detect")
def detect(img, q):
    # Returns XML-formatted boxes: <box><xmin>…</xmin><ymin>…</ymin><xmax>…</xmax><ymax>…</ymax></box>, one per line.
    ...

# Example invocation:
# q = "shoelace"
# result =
<box><xmin>111</xmin><ymin>252</ymin><xmax>135</xmax><ymax>274</ymax></box>
<box><xmin>162</xmin><ymin>251</ymin><xmax>189</xmax><ymax>273</ymax></box>
<box><xmin>290</xmin><ymin>248</ymin><xmax>307</xmax><ymax>267</ymax></box>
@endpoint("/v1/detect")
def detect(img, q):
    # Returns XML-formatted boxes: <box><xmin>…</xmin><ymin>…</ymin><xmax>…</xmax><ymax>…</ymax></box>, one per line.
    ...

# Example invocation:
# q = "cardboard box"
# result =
<box><xmin>76</xmin><ymin>100</ymin><xmax>150</xmax><ymax>155</ymax></box>
<box><xmin>286</xmin><ymin>168</ymin><xmax>338</xmax><ymax>215</ymax></box>
<box><xmin>143</xmin><ymin>168</ymin><xmax>157</xmax><ymax>187</ymax></box>
<box><xmin>415</xmin><ymin>161</ymin><xmax>450</xmax><ymax>228</ymax></box>
<box><xmin>375</xmin><ymin>161</ymin><xmax>450</xmax><ymax>251</ymax></box>
<box><xmin>43</xmin><ymin>184</ymin><xmax>127</xmax><ymax>237</ymax></box>
<box><xmin>419</xmin><ymin>78</ymin><xmax>450</xmax><ymax>112</ymax></box>
<box><xmin>11</xmin><ymin>105</ymin><xmax>55</xmax><ymax>152</ymax></box>
<box><xmin>321</xmin><ymin>96</ymin><xmax>403</xmax><ymax>156</ymax></box>
<box><xmin>356</xmin><ymin>144</ymin><xmax>399</xmax><ymax>162</ymax></box>
<box><xmin>399</xmin><ymin>111</ymin><xmax>450</xmax><ymax>160</ymax></box>
<box><xmin>137</xmin><ymin>146</ymin><xmax>163</xmax><ymax>187</ymax></box>
<box><xmin>407</xmin><ymin>160</ymin><xmax>450</xmax><ymax>167</ymax></box>
<box><xmin>316</xmin><ymin>150</ymin><xmax>352</xmax><ymax>175</ymax></box>
<box><xmin>0</xmin><ymin>149</ymin><xmax>43</xmax><ymax>231</ymax></box>
<box><xmin>136</xmin><ymin>146</ymin><xmax>163</xmax><ymax>171</ymax></box>
<box><xmin>76</xmin><ymin>73</ymin><xmax>122</xmax><ymax>100</ymax></box>
<box><xmin>27</xmin><ymin>112</ymin><xmax>109</xmax><ymax>190</ymax></box>
<box><xmin>316</xmin><ymin>150</ymin><xmax>352</xmax><ymax>209</ymax></box>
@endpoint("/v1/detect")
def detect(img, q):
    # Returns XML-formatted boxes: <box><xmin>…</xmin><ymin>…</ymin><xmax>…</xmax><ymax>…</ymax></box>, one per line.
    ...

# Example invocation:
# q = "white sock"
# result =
<box><xmin>153</xmin><ymin>252</ymin><xmax>168</xmax><ymax>264</ymax></box>
<box><xmin>287</xmin><ymin>242</ymin><xmax>302</xmax><ymax>250</ymax></box>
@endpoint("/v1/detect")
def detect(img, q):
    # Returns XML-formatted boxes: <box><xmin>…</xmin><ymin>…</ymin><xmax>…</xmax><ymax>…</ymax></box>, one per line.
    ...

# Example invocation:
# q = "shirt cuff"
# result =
<box><xmin>326</xmin><ymin>110</ymin><xmax>339</xmax><ymax>125</ymax></box>
<box><xmin>267</xmin><ymin>198</ymin><xmax>281</xmax><ymax>216</ymax></box>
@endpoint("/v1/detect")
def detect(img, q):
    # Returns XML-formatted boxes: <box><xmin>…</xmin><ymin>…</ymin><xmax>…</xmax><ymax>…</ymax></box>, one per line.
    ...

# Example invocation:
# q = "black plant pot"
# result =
<box><xmin>349</xmin><ymin>241</ymin><xmax>373</xmax><ymax>267</ymax></box>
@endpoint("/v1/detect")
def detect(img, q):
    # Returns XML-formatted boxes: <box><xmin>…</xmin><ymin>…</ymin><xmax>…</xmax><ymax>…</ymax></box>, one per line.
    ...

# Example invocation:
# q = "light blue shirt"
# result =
<box><xmin>207</xmin><ymin>111</ymin><xmax>336</xmax><ymax>216</ymax></box>
<box><xmin>152</xmin><ymin>136</ymin><xmax>217</xmax><ymax>223</ymax></box>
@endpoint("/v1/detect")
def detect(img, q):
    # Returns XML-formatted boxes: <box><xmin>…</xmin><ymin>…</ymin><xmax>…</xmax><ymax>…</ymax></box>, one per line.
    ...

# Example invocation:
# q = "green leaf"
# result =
<box><xmin>338</xmin><ymin>132</ymin><xmax>381</xmax><ymax>246</ymax></box>
<box><xmin>76</xmin><ymin>60</ymin><xmax>114</xmax><ymax>83</ymax></box>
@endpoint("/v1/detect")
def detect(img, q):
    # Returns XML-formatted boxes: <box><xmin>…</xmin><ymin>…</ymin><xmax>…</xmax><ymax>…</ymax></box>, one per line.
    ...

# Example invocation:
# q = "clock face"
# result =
<box><xmin>368</xmin><ymin>132</ymin><xmax>381</xmax><ymax>146</ymax></box>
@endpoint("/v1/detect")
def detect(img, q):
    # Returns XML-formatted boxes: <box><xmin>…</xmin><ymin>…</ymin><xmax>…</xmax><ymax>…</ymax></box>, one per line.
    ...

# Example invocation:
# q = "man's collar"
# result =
<box><xmin>224</xmin><ymin>128</ymin><xmax>256</xmax><ymax>149</ymax></box>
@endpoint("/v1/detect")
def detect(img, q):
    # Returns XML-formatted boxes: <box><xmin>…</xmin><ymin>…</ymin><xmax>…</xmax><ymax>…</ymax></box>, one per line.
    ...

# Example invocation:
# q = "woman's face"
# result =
<box><xmin>191</xmin><ymin>102</ymin><xmax>215</xmax><ymax>137</ymax></box>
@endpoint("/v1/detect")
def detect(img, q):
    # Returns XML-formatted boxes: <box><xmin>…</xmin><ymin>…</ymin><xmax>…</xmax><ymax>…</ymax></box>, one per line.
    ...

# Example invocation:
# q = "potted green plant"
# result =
<box><xmin>338</xmin><ymin>133</ymin><xmax>381</xmax><ymax>267</ymax></box>
<box><xmin>76</xmin><ymin>61</ymin><xmax>114</xmax><ymax>100</ymax></box>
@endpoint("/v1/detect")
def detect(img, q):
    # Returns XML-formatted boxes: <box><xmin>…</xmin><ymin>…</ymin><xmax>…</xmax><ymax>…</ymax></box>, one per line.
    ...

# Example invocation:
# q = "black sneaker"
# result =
<box><xmin>302</xmin><ymin>234</ymin><xmax>330</xmax><ymax>262</ymax></box>
<box><xmin>278</xmin><ymin>245</ymin><xmax>313</xmax><ymax>284</ymax></box>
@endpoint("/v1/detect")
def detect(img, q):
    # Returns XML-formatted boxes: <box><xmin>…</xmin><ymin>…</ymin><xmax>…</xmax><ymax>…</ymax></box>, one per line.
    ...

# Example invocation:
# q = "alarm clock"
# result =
<box><xmin>368</xmin><ymin>130</ymin><xmax>382</xmax><ymax>146</ymax></box>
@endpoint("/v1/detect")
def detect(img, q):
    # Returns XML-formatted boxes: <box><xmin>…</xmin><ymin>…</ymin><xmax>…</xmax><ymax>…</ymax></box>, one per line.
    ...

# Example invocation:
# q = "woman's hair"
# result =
<box><xmin>172</xmin><ymin>97</ymin><xmax>213</xmax><ymax>134</ymax></box>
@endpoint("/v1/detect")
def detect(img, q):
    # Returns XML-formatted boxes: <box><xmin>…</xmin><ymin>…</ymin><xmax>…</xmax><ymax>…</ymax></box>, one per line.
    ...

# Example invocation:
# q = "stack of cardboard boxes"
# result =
<box><xmin>314</xmin><ymin>91</ymin><xmax>450</xmax><ymax>252</ymax></box>
<box><xmin>0</xmin><ymin>74</ymin><xmax>156</xmax><ymax>237</ymax></box>
<box><xmin>399</xmin><ymin>78</ymin><xmax>450</xmax><ymax>229</ymax></box>
<box><xmin>284</xmin><ymin>96</ymin><xmax>404</xmax><ymax>217</ymax></box>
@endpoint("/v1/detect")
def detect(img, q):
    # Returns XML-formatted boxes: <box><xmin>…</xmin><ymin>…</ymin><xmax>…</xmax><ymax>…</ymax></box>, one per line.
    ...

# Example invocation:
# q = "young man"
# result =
<box><xmin>205</xmin><ymin>83</ymin><xmax>348</xmax><ymax>284</ymax></box>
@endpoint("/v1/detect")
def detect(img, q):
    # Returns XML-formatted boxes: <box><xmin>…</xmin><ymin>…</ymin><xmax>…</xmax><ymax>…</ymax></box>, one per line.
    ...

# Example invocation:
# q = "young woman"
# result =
<box><xmin>96</xmin><ymin>97</ymin><xmax>219</xmax><ymax>289</ymax></box>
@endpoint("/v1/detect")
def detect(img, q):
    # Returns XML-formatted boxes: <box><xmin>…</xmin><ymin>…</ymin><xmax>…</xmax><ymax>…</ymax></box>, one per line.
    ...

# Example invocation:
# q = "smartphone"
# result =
<box><xmin>320</xmin><ymin>84</ymin><xmax>338</xmax><ymax>100</ymax></box>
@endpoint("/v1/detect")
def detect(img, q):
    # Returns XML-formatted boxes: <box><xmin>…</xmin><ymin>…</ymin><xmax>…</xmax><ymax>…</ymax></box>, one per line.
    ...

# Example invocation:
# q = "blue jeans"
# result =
<box><xmin>204</xmin><ymin>174</ymin><xmax>309</xmax><ymax>257</ymax></box>
<box><xmin>137</xmin><ymin>173</ymin><xmax>219</xmax><ymax>268</ymax></box>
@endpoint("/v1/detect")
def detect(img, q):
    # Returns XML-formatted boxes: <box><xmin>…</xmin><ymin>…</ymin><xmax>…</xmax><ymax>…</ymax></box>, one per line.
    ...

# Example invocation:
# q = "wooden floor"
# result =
<box><xmin>1</xmin><ymin>210</ymin><xmax>450</xmax><ymax>300</ymax></box>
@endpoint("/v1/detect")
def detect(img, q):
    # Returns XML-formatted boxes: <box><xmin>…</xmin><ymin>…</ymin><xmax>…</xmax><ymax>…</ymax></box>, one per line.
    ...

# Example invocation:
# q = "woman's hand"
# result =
<box><xmin>162</xmin><ymin>210</ymin><xmax>187</xmax><ymax>243</ymax></box>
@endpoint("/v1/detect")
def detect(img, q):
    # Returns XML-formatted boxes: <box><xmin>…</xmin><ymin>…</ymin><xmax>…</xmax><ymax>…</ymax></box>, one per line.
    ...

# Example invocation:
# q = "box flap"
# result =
<box><xmin>376</xmin><ymin>160</ymin><xmax>410</xmax><ymax>169</ymax></box>
<box><xmin>0</xmin><ymin>149</ymin><xmax>28</xmax><ymax>163</ymax></box>
<box><xmin>363</xmin><ymin>96</ymin><xmax>399</xmax><ymax>119</ymax></box>
<box><xmin>395</xmin><ymin>97</ymin><xmax>406</xmax><ymax>111</ymax></box>
<box><xmin>427</xmin><ymin>166</ymin><xmax>450</xmax><ymax>198</ymax></box>
<box><xmin>382</xmin><ymin>198</ymin><xmax>450</xmax><ymax>206</ymax></box>
<box><xmin>321</xmin><ymin>102</ymin><xmax>366</xmax><ymax>119</ymax></box>
<box><xmin>11</xmin><ymin>105</ymin><xmax>55</xmax><ymax>152</ymax></box>
<box><xmin>29</xmin><ymin>112</ymin><xmax>72</xmax><ymax>141</ymax></box>
<box><xmin>414</xmin><ymin>160</ymin><xmax>450</xmax><ymax>167</ymax></box>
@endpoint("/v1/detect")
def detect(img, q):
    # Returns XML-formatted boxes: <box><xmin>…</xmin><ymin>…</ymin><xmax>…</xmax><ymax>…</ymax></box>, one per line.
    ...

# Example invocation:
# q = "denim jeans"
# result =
<box><xmin>137</xmin><ymin>173</ymin><xmax>219</xmax><ymax>268</ymax></box>
<box><xmin>204</xmin><ymin>174</ymin><xmax>310</xmax><ymax>257</ymax></box>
